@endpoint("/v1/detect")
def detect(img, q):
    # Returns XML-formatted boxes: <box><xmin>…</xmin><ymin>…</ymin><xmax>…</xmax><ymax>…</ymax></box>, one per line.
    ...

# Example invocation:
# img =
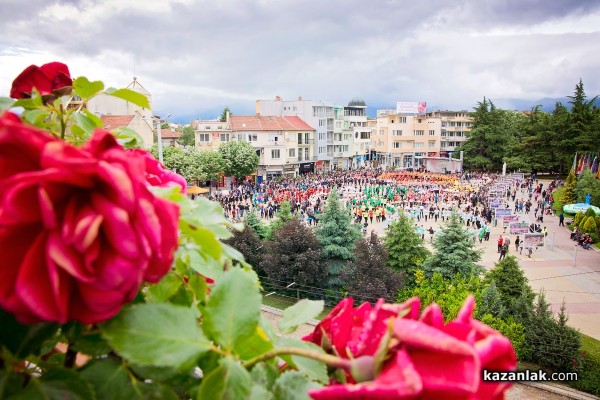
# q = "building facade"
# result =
<box><xmin>256</xmin><ymin>97</ymin><xmax>332</xmax><ymax>172</ymax></box>
<box><xmin>193</xmin><ymin>118</ymin><xmax>231</xmax><ymax>152</ymax></box>
<box><xmin>229</xmin><ymin>115</ymin><xmax>315</xmax><ymax>181</ymax></box>
<box><xmin>426</xmin><ymin>110</ymin><xmax>472</xmax><ymax>158</ymax></box>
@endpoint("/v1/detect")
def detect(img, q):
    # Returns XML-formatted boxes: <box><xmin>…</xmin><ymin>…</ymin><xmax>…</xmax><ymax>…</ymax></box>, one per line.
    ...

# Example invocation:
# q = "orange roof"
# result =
<box><xmin>161</xmin><ymin>129</ymin><xmax>181</xmax><ymax>139</ymax></box>
<box><xmin>100</xmin><ymin>115</ymin><xmax>135</xmax><ymax>129</ymax></box>
<box><xmin>230</xmin><ymin>115</ymin><xmax>315</xmax><ymax>131</ymax></box>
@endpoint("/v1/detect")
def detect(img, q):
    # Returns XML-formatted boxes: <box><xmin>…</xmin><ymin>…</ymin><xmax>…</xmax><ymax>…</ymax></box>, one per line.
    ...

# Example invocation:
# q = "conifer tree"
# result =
<box><xmin>485</xmin><ymin>256</ymin><xmax>534</xmax><ymax>318</ymax></box>
<box><xmin>342</xmin><ymin>232</ymin><xmax>404</xmax><ymax>303</ymax></box>
<box><xmin>476</xmin><ymin>280</ymin><xmax>506</xmax><ymax>319</ymax></box>
<box><xmin>384</xmin><ymin>211</ymin><xmax>430</xmax><ymax>285</ymax></box>
<box><xmin>223</xmin><ymin>226</ymin><xmax>265</xmax><ymax>276</ymax></box>
<box><xmin>315</xmin><ymin>188</ymin><xmax>361</xmax><ymax>293</ymax></box>
<box><xmin>245</xmin><ymin>211</ymin><xmax>268</xmax><ymax>239</ymax></box>
<box><xmin>560</xmin><ymin>168</ymin><xmax>577</xmax><ymax>205</ymax></box>
<box><xmin>266</xmin><ymin>201</ymin><xmax>294</xmax><ymax>240</ymax></box>
<box><xmin>261</xmin><ymin>218</ymin><xmax>327</xmax><ymax>289</ymax></box>
<box><xmin>422</xmin><ymin>213</ymin><xmax>483</xmax><ymax>279</ymax></box>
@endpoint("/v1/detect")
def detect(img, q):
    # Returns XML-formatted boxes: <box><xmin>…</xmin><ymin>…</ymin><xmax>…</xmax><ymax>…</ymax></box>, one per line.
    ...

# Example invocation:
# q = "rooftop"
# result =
<box><xmin>230</xmin><ymin>115</ymin><xmax>315</xmax><ymax>131</ymax></box>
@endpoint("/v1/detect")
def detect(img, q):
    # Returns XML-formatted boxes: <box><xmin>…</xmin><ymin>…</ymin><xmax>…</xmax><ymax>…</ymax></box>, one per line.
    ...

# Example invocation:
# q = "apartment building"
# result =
<box><xmin>344</xmin><ymin>98</ymin><xmax>371</xmax><ymax>168</ymax></box>
<box><xmin>372</xmin><ymin>111</ymin><xmax>442</xmax><ymax>169</ymax></box>
<box><xmin>426</xmin><ymin>110</ymin><xmax>472</xmax><ymax>157</ymax></box>
<box><xmin>229</xmin><ymin>115</ymin><xmax>315</xmax><ymax>181</ymax></box>
<box><xmin>193</xmin><ymin>118</ymin><xmax>231</xmax><ymax>152</ymax></box>
<box><xmin>256</xmin><ymin>97</ymin><xmax>332</xmax><ymax>172</ymax></box>
<box><xmin>332</xmin><ymin>105</ymin><xmax>354</xmax><ymax>170</ymax></box>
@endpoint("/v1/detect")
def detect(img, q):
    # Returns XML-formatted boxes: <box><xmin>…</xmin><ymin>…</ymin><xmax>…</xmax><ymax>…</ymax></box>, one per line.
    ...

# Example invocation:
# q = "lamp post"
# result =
<box><xmin>155</xmin><ymin>113</ymin><xmax>171</xmax><ymax>164</ymax></box>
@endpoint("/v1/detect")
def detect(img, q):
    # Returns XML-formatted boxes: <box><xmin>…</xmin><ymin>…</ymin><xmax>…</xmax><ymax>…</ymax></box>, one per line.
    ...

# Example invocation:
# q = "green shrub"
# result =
<box><xmin>579</xmin><ymin>216</ymin><xmax>588</xmax><ymax>229</ymax></box>
<box><xmin>582</xmin><ymin>216</ymin><xmax>598</xmax><ymax>234</ymax></box>
<box><xmin>585</xmin><ymin>207</ymin><xmax>597</xmax><ymax>218</ymax></box>
<box><xmin>481</xmin><ymin>314</ymin><xmax>528</xmax><ymax>360</ymax></box>
<box><xmin>571</xmin><ymin>334</ymin><xmax>600</xmax><ymax>396</ymax></box>
<box><xmin>574</xmin><ymin>212</ymin><xmax>585</xmax><ymax>227</ymax></box>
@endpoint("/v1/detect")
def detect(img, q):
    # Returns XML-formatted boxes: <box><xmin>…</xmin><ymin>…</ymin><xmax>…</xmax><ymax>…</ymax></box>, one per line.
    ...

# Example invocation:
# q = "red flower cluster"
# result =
<box><xmin>304</xmin><ymin>296</ymin><xmax>516</xmax><ymax>399</ymax></box>
<box><xmin>10</xmin><ymin>62</ymin><xmax>73</xmax><ymax>99</ymax></box>
<box><xmin>0</xmin><ymin>112</ymin><xmax>182</xmax><ymax>324</ymax></box>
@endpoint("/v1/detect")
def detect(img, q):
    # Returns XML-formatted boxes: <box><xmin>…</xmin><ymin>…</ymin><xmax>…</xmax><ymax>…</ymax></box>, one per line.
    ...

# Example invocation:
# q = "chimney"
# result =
<box><xmin>275</xmin><ymin>96</ymin><xmax>281</xmax><ymax>101</ymax></box>
<box><xmin>298</xmin><ymin>96</ymin><xmax>302</xmax><ymax>101</ymax></box>
<box><xmin>226</xmin><ymin>110</ymin><xmax>230</xmax><ymax>122</ymax></box>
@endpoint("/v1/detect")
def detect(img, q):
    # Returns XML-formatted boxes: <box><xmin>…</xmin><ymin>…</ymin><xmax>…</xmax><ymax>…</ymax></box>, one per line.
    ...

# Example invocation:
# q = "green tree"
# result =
<box><xmin>384</xmin><ymin>211</ymin><xmax>430</xmax><ymax>284</ymax></box>
<box><xmin>218</xmin><ymin>140</ymin><xmax>259</xmax><ymax>180</ymax></box>
<box><xmin>549</xmin><ymin>102</ymin><xmax>571</xmax><ymax>174</ymax></box>
<box><xmin>575</xmin><ymin>168</ymin><xmax>600</xmax><ymax>207</ymax></box>
<box><xmin>196</xmin><ymin>150</ymin><xmax>225</xmax><ymax>193</ymax></box>
<box><xmin>422</xmin><ymin>213</ymin><xmax>483</xmax><ymax>279</ymax></box>
<box><xmin>567</xmin><ymin>79</ymin><xmax>597</xmax><ymax>152</ymax></box>
<box><xmin>260</xmin><ymin>218</ymin><xmax>327</xmax><ymax>289</ymax></box>
<box><xmin>476</xmin><ymin>280</ymin><xmax>506</xmax><ymax>319</ymax></box>
<box><xmin>266</xmin><ymin>201</ymin><xmax>295</xmax><ymax>240</ymax></box>
<box><xmin>582</xmin><ymin>215</ymin><xmax>597</xmax><ymax>234</ymax></box>
<box><xmin>342</xmin><ymin>232</ymin><xmax>404</xmax><ymax>303</ymax></box>
<box><xmin>505</xmin><ymin>106</ymin><xmax>554</xmax><ymax>172</ymax></box>
<box><xmin>315</xmin><ymin>188</ymin><xmax>361</xmax><ymax>293</ymax></box>
<box><xmin>485</xmin><ymin>256</ymin><xmax>534</xmax><ymax>319</ymax></box>
<box><xmin>219</xmin><ymin>106</ymin><xmax>231</xmax><ymax>122</ymax></box>
<box><xmin>149</xmin><ymin>145</ymin><xmax>201</xmax><ymax>183</ymax></box>
<box><xmin>178</xmin><ymin>125</ymin><xmax>196</xmax><ymax>147</ymax></box>
<box><xmin>560</xmin><ymin>168</ymin><xmax>578</xmax><ymax>205</ymax></box>
<box><xmin>245</xmin><ymin>211</ymin><xmax>269</xmax><ymax>240</ymax></box>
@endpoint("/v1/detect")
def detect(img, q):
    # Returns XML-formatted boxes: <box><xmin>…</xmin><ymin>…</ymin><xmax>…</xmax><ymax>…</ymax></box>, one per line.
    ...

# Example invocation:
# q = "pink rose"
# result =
<box><xmin>0</xmin><ymin>112</ymin><xmax>180</xmax><ymax>324</ymax></box>
<box><xmin>10</xmin><ymin>62</ymin><xmax>73</xmax><ymax>99</ymax></box>
<box><xmin>129</xmin><ymin>149</ymin><xmax>187</xmax><ymax>192</ymax></box>
<box><xmin>306</xmin><ymin>296</ymin><xmax>517</xmax><ymax>399</ymax></box>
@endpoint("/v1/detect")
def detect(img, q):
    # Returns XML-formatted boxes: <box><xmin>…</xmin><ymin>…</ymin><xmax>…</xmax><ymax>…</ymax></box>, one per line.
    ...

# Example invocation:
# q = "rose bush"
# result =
<box><xmin>0</xmin><ymin>61</ymin><xmax>518</xmax><ymax>400</ymax></box>
<box><xmin>0</xmin><ymin>112</ymin><xmax>180</xmax><ymax>324</ymax></box>
<box><xmin>305</xmin><ymin>295</ymin><xmax>516</xmax><ymax>399</ymax></box>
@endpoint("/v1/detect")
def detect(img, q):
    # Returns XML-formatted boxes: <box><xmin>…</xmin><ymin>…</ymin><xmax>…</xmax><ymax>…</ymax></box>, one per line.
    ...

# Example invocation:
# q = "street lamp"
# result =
<box><xmin>155</xmin><ymin>114</ymin><xmax>171</xmax><ymax>164</ymax></box>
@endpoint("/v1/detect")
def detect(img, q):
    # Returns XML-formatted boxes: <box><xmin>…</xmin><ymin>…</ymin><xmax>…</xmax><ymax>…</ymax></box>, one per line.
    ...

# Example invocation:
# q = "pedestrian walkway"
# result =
<box><xmin>366</xmin><ymin>179</ymin><xmax>600</xmax><ymax>340</ymax></box>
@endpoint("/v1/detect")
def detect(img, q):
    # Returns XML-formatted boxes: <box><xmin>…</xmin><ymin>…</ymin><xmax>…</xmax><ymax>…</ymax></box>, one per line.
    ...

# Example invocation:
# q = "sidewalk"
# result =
<box><xmin>366</xmin><ymin>184</ymin><xmax>600</xmax><ymax>340</ymax></box>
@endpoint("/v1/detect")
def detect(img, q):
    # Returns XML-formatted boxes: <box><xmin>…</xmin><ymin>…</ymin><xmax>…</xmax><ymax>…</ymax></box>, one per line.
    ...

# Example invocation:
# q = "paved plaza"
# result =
<box><xmin>364</xmin><ymin>179</ymin><xmax>600</xmax><ymax>340</ymax></box>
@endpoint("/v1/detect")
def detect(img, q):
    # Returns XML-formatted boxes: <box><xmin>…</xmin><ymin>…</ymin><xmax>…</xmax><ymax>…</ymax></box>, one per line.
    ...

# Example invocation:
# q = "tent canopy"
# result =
<box><xmin>187</xmin><ymin>185</ymin><xmax>210</xmax><ymax>195</ymax></box>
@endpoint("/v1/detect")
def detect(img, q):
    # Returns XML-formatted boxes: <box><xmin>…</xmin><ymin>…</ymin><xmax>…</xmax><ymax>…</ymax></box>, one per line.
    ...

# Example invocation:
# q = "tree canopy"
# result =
<box><xmin>218</xmin><ymin>140</ymin><xmax>259</xmax><ymax>179</ymax></box>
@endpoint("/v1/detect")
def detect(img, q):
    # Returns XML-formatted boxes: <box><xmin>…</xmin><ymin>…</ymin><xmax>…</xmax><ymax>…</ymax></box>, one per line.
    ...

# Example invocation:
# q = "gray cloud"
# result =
<box><xmin>1</xmin><ymin>0</ymin><xmax>599</xmax><ymax>120</ymax></box>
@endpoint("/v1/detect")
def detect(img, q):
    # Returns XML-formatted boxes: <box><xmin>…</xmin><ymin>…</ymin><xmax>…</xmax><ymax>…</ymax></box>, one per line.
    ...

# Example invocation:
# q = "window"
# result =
<box><xmin>428</xmin><ymin>141</ymin><xmax>435</xmax><ymax>148</ymax></box>
<box><xmin>197</xmin><ymin>133</ymin><xmax>210</xmax><ymax>142</ymax></box>
<box><xmin>343</xmin><ymin>145</ymin><xmax>349</xmax><ymax>152</ymax></box>
<box><xmin>220</xmin><ymin>133</ymin><xmax>230</xmax><ymax>142</ymax></box>
<box><xmin>399</xmin><ymin>117</ymin><xmax>407</xmax><ymax>123</ymax></box>
<box><xmin>379</xmin><ymin>129</ymin><xmax>384</xmax><ymax>135</ymax></box>
<box><xmin>393</xmin><ymin>142</ymin><xmax>401</xmax><ymax>149</ymax></box>
<box><xmin>319</xmin><ymin>132</ymin><xmax>325</xmax><ymax>141</ymax></box>
<box><xmin>417</xmin><ymin>119</ymin><xmax>422</xmax><ymax>123</ymax></box>
<box><xmin>305</xmin><ymin>148</ymin><xmax>310</xmax><ymax>159</ymax></box>
<box><xmin>415</xmin><ymin>142</ymin><xmax>424</xmax><ymax>149</ymax></box>
<box><xmin>414</xmin><ymin>130</ymin><xmax>424</xmax><ymax>136</ymax></box>
<box><xmin>360</xmin><ymin>132</ymin><xmax>371</xmax><ymax>140</ymax></box>
<box><xmin>248</xmin><ymin>133</ymin><xmax>257</xmax><ymax>142</ymax></box>
<box><xmin>319</xmin><ymin>119</ymin><xmax>325</xmax><ymax>127</ymax></box>
<box><xmin>268</xmin><ymin>134</ymin><xmax>280</xmax><ymax>142</ymax></box>
<box><xmin>289</xmin><ymin>148</ymin><xmax>296</xmax><ymax>158</ymax></box>
<box><xmin>271</xmin><ymin>149</ymin><xmax>280</xmax><ymax>159</ymax></box>
<box><xmin>429</xmin><ymin>130</ymin><xmax>435</xmax><ymax>136</ymax></box>
<box><xmin>393</xmin><ymin>130</ymin><xmax>402</xmax><ymax>136</ymax></box>
<box><xmin>319</xmin><ymin>146</ymin><xmax>325</xmax><ymax>155</ymax></box>
<box><xmin>205</xmin><ymin>126</ymin><xmax>210</xmax><ymax>130</ymax></box>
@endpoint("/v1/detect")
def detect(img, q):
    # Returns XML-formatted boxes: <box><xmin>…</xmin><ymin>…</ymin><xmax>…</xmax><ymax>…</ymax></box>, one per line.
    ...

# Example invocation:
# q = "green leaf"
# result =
<box><xmin>106</xmin><ymin>88</ymin><xmax>150</xmax><ymax>109</ymax></box>
<box><xmin>102</xmin><ymin>303</ymin><xmax>211</xmax><ymax>370</ymax></box>
<box><xmin>276</xmin><ymin>338</ymin><xmax>329</xmax><ymax>384</ymax></box>
<box><xmin>0</xmin><ymin>97</ymin><xmax>14</xmax><ymax>111</ymax></box>
<box><xmin>250</xmin><ymin>362</ymin><xmax>279</xmax><ymax>391</ymax></box>
<box><xmin>80</xmin><ymin>359</ymin><xmax>135</xmax><ymax>400</ymax></box>
<box><xmin>235</xmin><ymin>323</ymin><xmax>274</xmax><ymax>361</ymax></box>
<box><xmin>73</xmin><ymin>76</ymin><xmax>104</xmax><ymax>100</ymax></box>
<box><xmin>272</xmin><ymin>371</ymin><xmax>322</xmax><ymax>400</ymax></box>
<box><xmin>0</xmin><ymin>308</ymin><xmax>59</xmax><ymax>358</ymax></box>
<box><xmin>71</xmin><ymin>332</ymin><xmax>111</xmax><ymax>357</ymax></box>
<box><xmin>250</xmin><ymin>384</ymin><xmax>273</xmax><ymax>400</ymax></box>
<box><xmin>196</xmin><ymin>357</ymin><xmax>252</xmax><ymax>400</ymax></box>
<box><xmin>72</xmin><ymin>112</ymin><xmax>99</xmax><ymax>135</ymax></box>
<box><xmin>136</xmin><ymin>383</ymin><xmax>179</xmax><ymax>400</ymax></box>
<box><xmin>179</xmin><ymin>224</ymin><xmax>223</xmax><ymax>262</ymax></box>
<box><xmin>22</xmin><ymin>109</ymin><xmax>50</xmax><ymax>126</ymax></box>
<box><xmin>202</xmin><ymin>268</ymin><xmax>261</xmax><ymax>352</ymax></box>
<box><xmin>145</xmin><ymin>271</ymin><xmax>183</xmax><ymax>303</ymax></box>
<box><xmin>279</xmin><ymin>300</ymin><xmax>324</xmax><ymax>334</ymax></box>
<box><xmin>111</xmin><ymin>127</ymin><xmax>143</xmax><ymax>148</ymax></box>
<box><xmin>188</xmin><ymin>272</ymin><xmax>208</xmax><ymax>304</ymax></box>
<box><xmin>7</xmin><ymin>369</ymin><xmax>95</xmax><ymax>400</ymax></box>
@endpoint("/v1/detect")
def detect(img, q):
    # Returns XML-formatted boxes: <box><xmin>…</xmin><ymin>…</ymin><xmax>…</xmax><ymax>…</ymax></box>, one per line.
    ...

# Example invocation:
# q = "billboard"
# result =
<box><xmin>524</xmin><ymin>233</ymin><xmax>544</xmax><ymax>248</ymax></box>
<box><xmin>396</xmin><ymin>102</ymin><xmax>427</xmax><ymax>114</ymax></box>
<box><xmin>509</xmin><ymin>222</ymin><xmax>529</xmax><ymax>234</ymax></box>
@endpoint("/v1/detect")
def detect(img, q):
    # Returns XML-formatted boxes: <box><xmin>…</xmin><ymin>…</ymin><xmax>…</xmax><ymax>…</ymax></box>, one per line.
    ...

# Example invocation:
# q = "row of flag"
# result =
<box><xmin>573</xmin><ymin>152</ymin><xmax>600</xmax><ymax>177</ymax></box>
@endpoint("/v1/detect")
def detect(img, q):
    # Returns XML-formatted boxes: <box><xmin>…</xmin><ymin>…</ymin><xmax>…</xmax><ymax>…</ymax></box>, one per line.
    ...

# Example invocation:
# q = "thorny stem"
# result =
<box><xmin>59</xmin><ymin>103</ymin><xmax>66</xmax><ymax>140</ymax></box>
<box><xmin>64</xmin><ymin>344</ymin><xmax>77</xmax><ymax>368</ymax></box>
<box><xmin>242</xmin><ymin>347</ymin><xmax>351</xmax><ymax>370</ymax></box>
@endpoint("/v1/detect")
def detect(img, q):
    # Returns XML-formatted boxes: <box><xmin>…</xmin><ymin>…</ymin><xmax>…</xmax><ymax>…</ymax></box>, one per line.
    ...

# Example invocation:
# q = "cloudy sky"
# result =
<box><xmin>1</xmin><ymin>0</ymin><xmax>599</xmax><ymax>122</ymax></box>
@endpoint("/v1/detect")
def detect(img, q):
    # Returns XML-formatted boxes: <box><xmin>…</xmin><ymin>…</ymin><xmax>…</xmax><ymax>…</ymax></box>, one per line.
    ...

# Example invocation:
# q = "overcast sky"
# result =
<box><xmin>1</xmin><ymin>0</ymin><xmax>599</xmax><ymax>122</ymax></box>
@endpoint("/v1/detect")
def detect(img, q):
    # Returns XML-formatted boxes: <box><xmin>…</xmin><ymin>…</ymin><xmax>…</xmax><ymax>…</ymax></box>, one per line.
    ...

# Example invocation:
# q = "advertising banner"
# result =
<box><xmin>509</xmin><ymin>222</ymin><xmax>529</xmax><ymax>234</ymax></box>
<box><xmin>396</xmin><ymin>101</ymin><xmax>427</xmax><ymax>114</ymax></box>
<box><xmin>502</xmin><ymin>215</ymin><xmax>519</xmax><ymax>226</ymax></box>
<box><xmin>494</xmin><ymin>208</ymin><xmax>512</xmax><ymax>218</ymax></box>
<box><xmin>524</xmin><ymin>233</ymin><xmax>545</xmax><ymax>248</ymax></box>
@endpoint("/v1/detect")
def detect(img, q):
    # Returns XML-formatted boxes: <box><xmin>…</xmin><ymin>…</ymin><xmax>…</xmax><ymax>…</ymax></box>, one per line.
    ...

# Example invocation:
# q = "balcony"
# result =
<box><xmin>297</xmin><ymin>139</ymin><xmax>314</xmax><ymax>145</ymax></box>
<box><xmin>298</xmin><ymin>155</ymin><xmax>316</xmax><ymax>162</ymax></box>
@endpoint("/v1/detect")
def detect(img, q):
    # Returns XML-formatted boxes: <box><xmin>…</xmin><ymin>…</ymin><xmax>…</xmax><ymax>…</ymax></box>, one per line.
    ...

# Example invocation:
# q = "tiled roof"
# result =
<box><xmin>101</xmin><ymin>115</ymin><xmax>135</xmax><ymax>129</ymax></box>
<box><xmin>230</xmin><ymin>115</ymin><xmax>315</xmax><ymax>131</ymax></box>
<box><xmin>161</xmin><ymin>129</ymin><xmax>181</xmax><ymax>139</ymax></box>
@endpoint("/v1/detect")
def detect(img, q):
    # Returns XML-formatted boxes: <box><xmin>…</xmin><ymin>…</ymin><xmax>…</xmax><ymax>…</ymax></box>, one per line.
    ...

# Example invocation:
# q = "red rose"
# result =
<box><xmin>10</xmin><ymin>62</ymin><xmax>73</xmax><ymax>99</ymax></box>
<box><xmin>0</xmin><ymin>112</ymin><xmax>180</xmax><ymax>324</ymax></box>
<box><xmin>307</xmin><ymin>296</ymin><xmax>517</xmax><ymax>400</ymax></box>
<box><xmin>129</xmin><ymin>149</ymin><xmax>187</xmax><ymax>192</ymax></box>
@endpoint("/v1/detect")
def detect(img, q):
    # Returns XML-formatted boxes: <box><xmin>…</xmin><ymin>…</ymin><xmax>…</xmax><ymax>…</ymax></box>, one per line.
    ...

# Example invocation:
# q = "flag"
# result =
<box><xmin>577</xmin><ymin>153</ymin><xmax>584</xmax><ymax>174</ymax></box>
<box><xmin>572</xmin><ymin>152</ymin><xmax>577</xmax><ymax>171</ymax></box>
<box><xmin>591</xmin><ymin>156</ymin><xmax>598</xmax><ymax>174</ymax></box>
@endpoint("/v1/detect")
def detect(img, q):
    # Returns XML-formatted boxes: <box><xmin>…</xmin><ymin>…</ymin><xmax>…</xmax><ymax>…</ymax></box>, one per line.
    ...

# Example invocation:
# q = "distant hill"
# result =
<box><xmin>491</xmin><ymin>96</ymin><xmax>600</xmax><ymax>113</ymax></box>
